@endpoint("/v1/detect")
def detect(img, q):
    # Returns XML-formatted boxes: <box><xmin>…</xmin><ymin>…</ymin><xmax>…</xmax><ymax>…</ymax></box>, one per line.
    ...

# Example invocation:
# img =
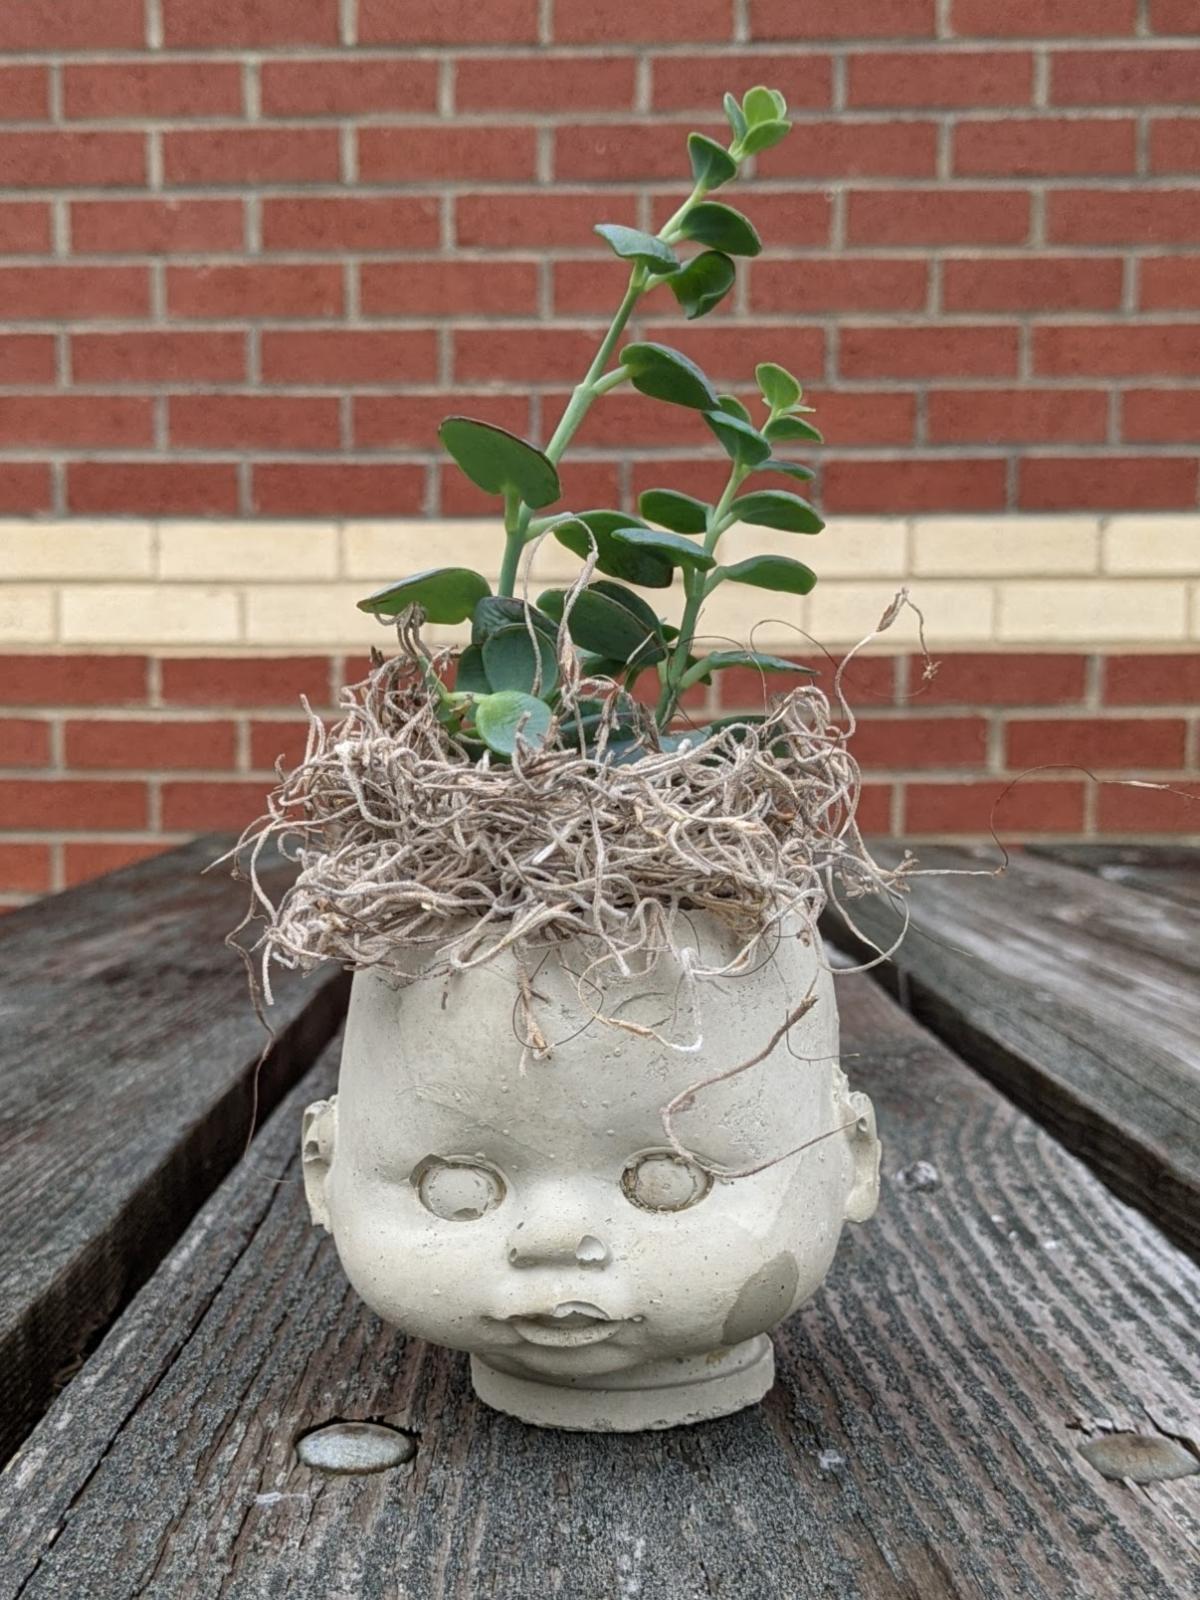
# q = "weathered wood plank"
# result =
<box><xmin>0</xmin><ymin>837</ymin><xmax>348</xmax><ymax>1463</ymax></box>
<box><xmin>823</xmin><ymin>844</ymin><xmax>1200</xmax><ymax>1259</ymax></box>
<box><xmin>2</xmin><ymin>978</ymin><xmax>1196</xmax><ymax>1600</ymax></box>
<box><xmin>1029</xmin><ymin>843</ymin><xmax>1200</xmax><ymax>913</ymax></box>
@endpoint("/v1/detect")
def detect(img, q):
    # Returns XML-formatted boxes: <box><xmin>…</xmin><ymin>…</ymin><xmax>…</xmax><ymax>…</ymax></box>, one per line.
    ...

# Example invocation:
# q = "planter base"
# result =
<box><xmin>470</xmin><ymin>1334</ymin><xmax>775</xmax><ymax>1432</ymax></box>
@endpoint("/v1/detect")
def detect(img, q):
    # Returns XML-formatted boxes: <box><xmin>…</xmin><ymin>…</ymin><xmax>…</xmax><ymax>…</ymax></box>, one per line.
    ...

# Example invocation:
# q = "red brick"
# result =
<box><xmin>630</xmin><ymin>456</ymin><xmax>786</xmax><ymax>503</ymax></box>
<box><xmin>848</xmin><ymin>51</ymin><xmax>1033</xmax><ymax>108</ymax></box>
<box><xmin>261</xmin><ymin>56</ymin><xmax>438</xmax><ymax>116</ymax></box>
<box><xmin>848</xmin><ymin>189</ymin><xmax>1030</xmax><ymax>245</ymax></box>
<box><xmin>1097</xmin><ymin>782</ymin><xmax>1200</xmax><ymax>832</ymax></box>
<box><xmin>0</xmin><ymin>843</ymin><xmax>51</xmax><ymax>893</ymax></box>
<box><xmin>715</xmin><ymin>190</ymin><xmax>834</xmax><ymax>248</ymax></box>
<box><xmin>454</xmin><ymin>327</ymin><xmax>610</xmax><ymax>385</ymax></box>
<box><xmin>63</xmin><ymin>61</ymin><xmax>243</xmax><ymax>119</ymax></box>
<box><xmin>556</xmin><ymin>122</ymin><xmax>720</xmax><ymax>183</ymax></box>
<box><xmin>1150</xmin><ymin>118</ymin><xmax>1200</xmax><ymax>173</ymax></box>
<box><xmin>360</xmin><ymin>0</ymin><xmax>538</xmax><ymax>44</ymax></box>
<box><xmin>0</xmin><ymin>655</ymin><xmax>148</xmax><ymax>707</ymax></box>
<box><xmin>0</xmin><ymin>717</ymin><xmax>51</xmax><ymax>767</ymax></box>
<box><xmin>801</xmin><ymin>391</ymin><xmax>918</xmax><ymax>448</ymax></box>
<box><xmin>571</xmin><ymin>387</ymin><xmax>731</xmax><ymax>449</ymax></box>
<box><xmin>169</xmin><ymin>395</ymin><xmax>341</xmax><ymax>451</ymax></box>
<box><xmin>68</xmin><ymin>462</ymin><xmax>240</xmax><ymax>517</ymax></box>
<box><xmin>440</xmin><ymin>459</ymin><xmax>621</xmax><ymax>518</ymax></box>
<box><xmin>943</xmin><ymin>256</ymin><xmax>1124</xmax><ymax>312</ymax></box>
<box><xmin>0</xmin><ymin>204</ymin><xmax>51</xmax><ymax>256</ymax></box>
<box><xmin>758</xmin><ymin>120</ymin><xmax>938</xmax><ymax>179</ymax></box>
<box><xmin>71</xmin><ymin>199</ymin><xmax>244</xmax><ymax>256</ymax></box>
<box><xmin>717</xmin><ymin>654</ymin><xmax>898</xmax><ymax>708</ymax></box>
<box><xmin>62</xmin><ymin>841</ymin><xmax>166</xmax><ymax>887</ymax></box>
<box><xmin>1151</xmin><ymin>0</ymin><xmax>1200</xmax><ymax>30</ymax></box>
<box><xmin>0</xmin><ymin>395</ymin><xmax>152</xmax><ymax>448</ymax></box>
<box><xmin>0</xmin><ymin>132</ymin><xmax>143</xmax><ymax>189</ymax></box>
<box><xmin>161</xmin><ymin>0</ymin><xmax>338</xmax><ymax>45</ymax></box>
<box><xmin>160</xmin><ymin>780</ymin><xmax>269</xmax><ymax>832</ymax></box>
<box><xmin>360</xmin><ymin>125</ymin><xmax>537</xmax><ymax>184</ymax></box>
<box><xmin>0</xmin><ymin>266</ymin><xmax>148</xmax><ymax>322</ymax></box>
<box><xmin>456</xmin><ymin>54</ymin><xmax>637</xmax><ymax>110</ymax></box>
<box><xmin>249</xmin><ymin>718</ymin><xmax>313</xmax><ymax>772</ymax></box>
<box><xmin>1103</xmin><ymin>654</ymin><xmax>1200</xmax><ymax>705</ymax></box>
<box><xmin>253</xmin><ymin>463</ymin><xmax>427</xmax><ymax>517</ymax></box>
<box><xmin>0</xmin><ymin>2</ymin><xmax>144</xmax><ymax>49</ymax></box>
<box><xmin>163</xmin><ymin>128</ymin><xmax>340</xmax><ymax>186</ymax></box>
<box><xmin>1052</xmin><ymin>49</ymin><xmax>1200</xmax><ymax>105</ymax></box>
<box><xmin>917</xmin><ymin>653</ymin><xmax>1088</xmax><ymax>707</ymax></box>
<box><xmin>261</xmin><ymin>196</ymin><xmax>439</xmax><ymax>252</ymax></box>
<box><xmin>1122</xmin><ymin>388</ymin><xmax>1200</xmax><ymax>442</ymax></box>
<box><xmin>651</xmin><ymin>52</ymin><xmax>833</xmax><ymax>111</ymax></box>
<box><xmin>824</xmin><ymin>459</ymin><xmax>1008</xmax><ymax>515</ymax></box>
<box><xmin>852</xmin><ymin>716</ymin><xmax>988</xmax><ymax>769</ymax></box>
<box><xmin>955</xmin><ymin>117</ymin><xmax>1137</xmax><ymax>177</ymax></box>
<box><xmin>0</xmin><ymin>67</ymin><xmax>48</xmax><ymax>121</ymax></box>
<box><xmin>840</xmin><ymin>326</ymin><xmax>1018</xmax><ymax>380</ymax></box>
<box><xmin>554</xmin><ymin>0</ymin><xmax>732</xmax><ymax>42</ymax></box>
<box><xmin>161</xmin><ymin>656</ymin><xmax>331</xmax><ymax>708</ymax></box>
<box><xmin>855</xmin><ymin>784</ymin><xmax>895</xmax><ymax>834</ymax></box>
<box><xmin>954</xmin><ymin>0</ymin><xmax>1137</xmax><ymax>32</ymax></box>
<box><xmin>753</xmin><ymin>0</ymin><xmax>934</xmax><ymax>37</ymax></box>
<box><xmin>167</xmin><ymin>264</ymin><xmax>343</xmax><ymax>320</ymax></box>
<box><xmin>1006</xmin><ymin>716</ymin><xmax>1186</xmax><ymax>771</ymax></box>
<box><xmin>456</xmin><ymin>191</ymin><xmax>638</xmax><ymax>248</ymax></box>
<box><xmin>0</xmin><ymin>779</ymin><xmax>146</xmax><ymax>830</ymax></box>
<box><xmin>65</xmin><ymin>718</ymin><xmax>238</xmax><ymax>770</ymax></box>
<box><xmin>553</xmin><ymin>259</ymin><xmax>681</xmax><ymax>316</ymax></box>
<box><xmin>1019</xmin><ymin>456</ymin><xmax>1198</xmax><ymax>511</ymax></box>
<box><xmin>0</xmin><ymin>465</ymin><xmax>51</xmax><ymax>512</ymax></box>
<box><xmin>260</xmin><ymin>329</ymin><xmax>438</xmax><ymax>386</ymax></box>
<box><xmin>641</xmin><ymin>323</ymin><xmax>825</xmax><ymax>383</ymax></box>
<box><xmin>355</xmin><ymin>393</ymin><xmax>531</xmax><ymax>450</ymax></box>
<box><xmin>72</xmin><ymin>331</ymin><xmax>246</xmax><ymax>386</ymax></box>
<box><xmin>361</xmin><ymin>260</ymin><xmax>540</xmax><ymax>317</ymax></box>
<box><xmin>1035</xmin><ymin>323</ymin><xmax>1200</xmax><ymax>377</ymax></box>
<box><xmin>928</xmin><ymin>388</ymin><xmax>1109</xmax><ymax>445</ymax></box>
<box><xmin>1141</xmin><ymin>256</ymin><xmax>1200</xmax><ymax>309</ymax></box>
<box><xmin>905</xmin><ymin>779</ymin><xmax>1084</xmax><ymax>834</ymax></box>
<box><xmin>1049</xmin><ymin>188</ymin><xmax>1200</xmax><ymax>244</ymax></box>
<box><xmin>0</xmin><ymin>336</ymin><xmax>56</xmax><ymax>384</ymax></box>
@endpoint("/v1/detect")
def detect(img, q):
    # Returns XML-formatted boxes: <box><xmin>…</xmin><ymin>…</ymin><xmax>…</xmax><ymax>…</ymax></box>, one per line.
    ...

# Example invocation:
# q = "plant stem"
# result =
<box><xmin>497</xmin><ymin>486</ymin><xmax>524</xmax><ymax>597</ymax></box>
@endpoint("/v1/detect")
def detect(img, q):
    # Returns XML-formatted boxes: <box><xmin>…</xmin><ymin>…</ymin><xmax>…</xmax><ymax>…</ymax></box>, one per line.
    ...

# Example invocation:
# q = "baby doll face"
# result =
<box><xmin>304</xmin><ymin>948</ymin><xmax>879</xmax><ymax>1382</ymax></box>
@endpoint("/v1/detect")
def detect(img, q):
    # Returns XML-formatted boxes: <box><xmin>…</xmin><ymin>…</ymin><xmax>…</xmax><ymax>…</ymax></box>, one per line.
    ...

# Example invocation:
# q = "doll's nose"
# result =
<box><xmin>506</xmin><ymin>1228</ymin><xmax>611</xmax><ymax>1269</ymax></box>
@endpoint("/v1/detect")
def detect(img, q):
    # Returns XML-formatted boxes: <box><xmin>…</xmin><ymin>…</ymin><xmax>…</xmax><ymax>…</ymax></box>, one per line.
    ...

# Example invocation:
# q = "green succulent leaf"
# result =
<box><xmin>700</xmin><ymin>649</ymin><xmax>816</xmax><ymax>676</ymax></box>
<box><xmin>761</xmin><ymin>460</ymin><xmax>816</xmax><ymax>482</ymax></box>
<box><xmin>678</xmin><ymin>201</ymin><xmax>762</xmax><ymax>257</ymax></box>
<box><xmin>588</xmin><ymin>580</ymin><xmax>668</xmax><ymax>638</ymax></box>
<box><xmin>438</xmin><ymin>416</ymin><xmax>560</xmax><ymax>510</ymax></box>
<box><xmin>665</xmin><ymin>250</ymin><xmax>736</xmax><ymax>320</ymax></box>
<box><xmin>704</xmin><ymin>408</ymin><xmax>773</xmax><ymax>468</ymax></box>
<box><xmin>454</xmin><ymin>643</ymin><xmax>491</xmax><ymax>694</ymax></box>
<box><xmin>724</xmin><ymin>92</ymin><xmax>748</xmax><ymax>143</ymax></box>
<box><xmin>720</xmin><ymin>554</ymin><xmax>818</xmax><ymax>595</ymax></box>
<box><xmin>482</xmin><ymin>625</ymin><xmax>559</xmax><ymax>697</ymax></box>
<box><xmin>594</xmin><ymin>223</ymin><xmax>680</xmax><ymax>276</ymax></box>
<box><xmin>472</xmin><ymin>595</ymin><xmax>558</xmax><ymax>645</ymax></box>
<box><xmin>756</xmin><ymin>362</ymin><xmax>803</xmax><ymax>412</ymax></box>
<box><xmin>538</xmin><ymin>586</ymin><xmax>667</xmax><ymax>668</ymax></box>
<box><xmin>609</xmin><ymin>526</ymin><xmax>716</xmax><ymax>571</ymax></box>
<box><xmin>739</xmin><ymin>118</ymin><xmax>791</xmax><ymax>157</ymax></box>
<box><xmin>764</xmin><ymin>415</ymin><xmax>824</xmax><ymax>445</ymax></box>
<box><xmin>688</xmin><ymin>132</ymin><xmax>738</xmax><ymax>192</ymax></box>
<box><xmin>717</xmin><ymin>394</ymin><xmax>752</xmax><ymax>423</ymax></box>
<box><xmin>743</xmin><ymin>86</ymin><xmax>786</xmax><ymax>125</ymax></box>
<box><xmin>358</xmin><ymin>567</ymin><xmax>490</xmax><ymax>622</ymax></box>
<box><xmin>474</xmin><ymin>691</ymin><xmax>553</xmax><ymax>756</ymax></box>
<box><xmin>728</xmin><ymin>489</ymin><xmax>824</xmax><ymax>533</ymax></box>
<box><xmin>553</xmin><ymin>510</ymin><xmax>674</xmax><ymax>589</ymax></box>
<box><xmin>638</xmin><ymin>487</ymin><xmax>710</xmax><ymax>534</ymax></box>
<box><xmin>620</xmin><ymin>341</ymin><xmax>720</xmax><ymax>411</ymax></box>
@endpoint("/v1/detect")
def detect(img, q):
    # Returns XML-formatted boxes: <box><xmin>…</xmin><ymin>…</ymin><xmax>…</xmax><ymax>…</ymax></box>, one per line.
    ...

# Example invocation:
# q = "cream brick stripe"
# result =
<box><xmin>1</xmin><ymin>516</ymin><xmax>1197</xmax><ymax>651</ymax></box>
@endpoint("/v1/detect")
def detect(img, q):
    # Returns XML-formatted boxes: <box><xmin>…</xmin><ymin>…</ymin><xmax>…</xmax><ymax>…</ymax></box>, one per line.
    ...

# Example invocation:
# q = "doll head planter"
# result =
<box><xmin>302</xmin><ymin>916</ymin><xmax>880</xmax><ymax>1432</ymax></box>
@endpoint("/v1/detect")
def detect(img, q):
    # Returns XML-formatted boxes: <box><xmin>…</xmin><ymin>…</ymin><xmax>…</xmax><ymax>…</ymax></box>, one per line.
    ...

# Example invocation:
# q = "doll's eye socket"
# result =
<box><xmin>413</xmin><ymin>1157</ymin><xmax>506</xmax><ymax>1221</ymax></box>
<box><xmin>621</xmin><ymin>1150</ymin><xmax>712</xmax><ymax>1213</ymax></box>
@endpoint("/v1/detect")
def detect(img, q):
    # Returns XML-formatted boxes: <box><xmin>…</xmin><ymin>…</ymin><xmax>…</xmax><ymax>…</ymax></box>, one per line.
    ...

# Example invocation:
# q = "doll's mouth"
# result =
<box><xmin>506</xmin><ymin>1303</ymin><xmax>625</xmax><ymax>1348</ymax></box>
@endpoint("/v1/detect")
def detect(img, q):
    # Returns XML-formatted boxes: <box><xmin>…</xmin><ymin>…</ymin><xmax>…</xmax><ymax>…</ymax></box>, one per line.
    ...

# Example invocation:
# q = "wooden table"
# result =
<box><xmin>1</xmin><ymin>838</ymin><xmax>1197</xmax><ymax>1599</ymax></box>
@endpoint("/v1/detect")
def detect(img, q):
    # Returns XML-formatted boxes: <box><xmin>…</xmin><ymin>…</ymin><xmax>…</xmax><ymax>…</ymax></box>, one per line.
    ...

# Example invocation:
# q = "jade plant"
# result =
<box><xmin>358</xmin><ymin>87</ymin><xmax>825</xmax><ymax>759</ymax></box>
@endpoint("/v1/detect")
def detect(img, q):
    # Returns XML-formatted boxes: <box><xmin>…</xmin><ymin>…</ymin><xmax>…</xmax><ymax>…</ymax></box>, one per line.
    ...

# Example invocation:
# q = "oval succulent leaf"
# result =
<box><xmin>594</xmin><ymin>223</ymin><xmax>680</xmax><ymax>276</ymax></box>
<box><xmin>620</xmin><ymin>341</ymin><xmax>720</xmax><ymax>411</ymax></box>
<box><xmin>638</xmin><ymin>487</ymin><xmax>710</xmax><ymax>534</ymax></box>
<box><xmin>358</xmin><ymin>566</ymin><xmax>490</xmax><ymax>622</ymax></box>
<box><xmin>720</xmin><ymin>554</ymin><xmax>818</xmax><ymax>595</ymax></box>
<box><xmin>728</xmin><ymin>489</ymin><xmax>824</xmax><ymax>533</ymax></box>
<box><xmin>589</xmin><ymin>579</ymin><xmax>668</xmax><ymax>637</ymax></box>
<box><xmin>553</xmin><ymin>510</ymin><xmax>673</xmax><ymax>589</ymax></box>
<box><xmin>764</xmin><ymin>414</ymin><xmax>824</xmax><ymax>445</ymax></box>
<box><xmin>740</xmin><ymin>118</ymin><xmax>791</xmax><ymax>157</ymax></box>
<box><xmin>482</xmin><ymin>625</ymin><xmax>559</xmax><ymax>697</ymax></box>
<box><xmin>724</xmin><ymin>91</ymin><xmax>748</xmax><ymax>142</ymax></box>
<box><xmin>761</xmin><ymin>460</ymin><xmax>816</xmax><ymax>483</ymax></box>
<box><xmin>454</xmin><ymin>643</ymin><xmax>491</xmax><ymax>694</ymax></box>
<box><xmin>687</xmin><ymin>132</ymin><xmax>738</xmax><ymax>192</ymax></box>
<box><xmin>666</xmin><ymin>250</ymin><xmax>735</xmax><ymax>320</ymax></box>
<box><xmin>609</xmin><ymin>526</ymin><xmax>716</xmax><ymax>571</ymax></box>
<box><xmin>756</xmin><ymin>362</ymin><xmax>802</xmax><ymax>412</ymax></box>
<box><xmin>438</xmin><ymin>417</ymin><xmax>560</xmax><ymax>509</ymax></box>
<box><xmin>743</xmin><ymin>85</ymin><xmax>786</xmax><ymax>125</ymax></box>
<box><xmin>716</xmin><ymin>394</ymin><xmax>752</xmax><ymax>423</ymax></box>
<box><xmin>678</xmin><ymin>201</ymin><xmax>762</xmax><ymax>258</ymax></box>
<box><xmin>704</xmin><ymin>408</ymin><xmax>773</xmax><ymax>468</ymax></box>
<box><xmin>538</xmin><ymin>586</ymin><xmax>667</xmax><ymax>668</ymax></box>
<box><xmin>701</xmin><ymin>649</ymin><xmax>816</xmax><ymax>675</ymax></box>
<box><xmin>472</xmin><ymin>594</ymin><xmax>558</xmax><ymax>645</ymax></box>
<box><xmin>473</xmin><ymin>690</ymin><xmax>552</xmax><ymax>756</ymax></box>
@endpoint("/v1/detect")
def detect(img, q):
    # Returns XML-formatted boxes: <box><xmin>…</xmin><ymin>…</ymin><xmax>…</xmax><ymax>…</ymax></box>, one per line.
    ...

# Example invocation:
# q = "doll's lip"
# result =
<box><xmin>507</xmin><ymin>1304</ymin><xmax>625</xmax><ymax>1348</ymax></box>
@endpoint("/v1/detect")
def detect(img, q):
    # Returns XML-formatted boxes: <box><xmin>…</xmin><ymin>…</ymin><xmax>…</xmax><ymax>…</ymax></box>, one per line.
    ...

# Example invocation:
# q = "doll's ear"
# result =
<box><xmin>844</xmin><ymin>1091</ymin><xmax>881</xmax><ymax>1224</ymax></box>
<box><xmin>301</xmin><ymin>1096</ymin><xmax>338</xmax><ymax>1230</ymax></box>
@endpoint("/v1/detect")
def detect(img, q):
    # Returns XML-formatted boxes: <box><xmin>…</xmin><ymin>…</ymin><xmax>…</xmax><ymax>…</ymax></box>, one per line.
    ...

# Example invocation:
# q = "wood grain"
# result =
<box><xmin>0</xmin><ymin>837</ymin><xmax>348</xmax><ymax>1464</ymax></box>
<box><xmin>824</xmin><ymin>844</ymin><xmax>1200</xmax><ymax>1260</ymax></box>
<box><xmin>1029</xmin><ymin>843</ymin><xmax>1200</xmax><ymax>913</ymax></box>
<box><xmin>2</xmin><ymin>977</ymin><xmax>1196</xmax><ymax>1600</ymax></box>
